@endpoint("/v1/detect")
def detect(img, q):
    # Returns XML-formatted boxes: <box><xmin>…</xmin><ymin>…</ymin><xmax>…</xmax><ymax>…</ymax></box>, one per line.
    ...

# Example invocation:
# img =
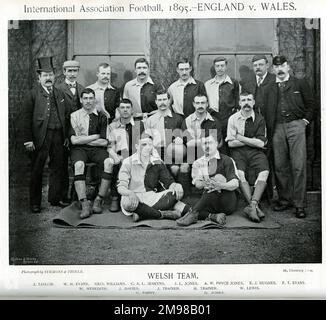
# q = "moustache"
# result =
<box><xmin>45</xmin><ymin>80</ymin><xmax>53</xmax><ymax>83</ymax></box>
<box><xmin>278</xmin><ymin>71</ymin><xmax>285</xmax><ymax>75</ymax></box>
<box><xmin>243</xmin><ymin>104</ymin><xmax>251</xmax><ymax>108</ymax></box>
<box><xmin>138</xmin><ymin>72</ymin><xmax>146</xmax><ymax>76</ymax></box>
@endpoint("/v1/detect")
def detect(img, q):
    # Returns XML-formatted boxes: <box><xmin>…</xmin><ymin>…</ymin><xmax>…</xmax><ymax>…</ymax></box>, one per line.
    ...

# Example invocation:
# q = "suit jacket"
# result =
<box><xmin>22</xmin><ymin>84</ymin><xmax>69</xmax><ymax>150</ymax></box>
<box><xmin>104</xmin><ymin>86</ymin><xmax>121</xmax><ymax>122</ymax></box>
<box><xmin>240</xmin><ymin>72</ymin><xmax>275</xmax><ymax>114</ymax></box>
<box><xmin>262</xmin><ymin>76</ymin><xmax>316</xmax><ymax>145</ymax></box>
<box><xmin>55</xmin><ymin>81</ymin><xmax>85</xmax><ymax>114</ymax></box>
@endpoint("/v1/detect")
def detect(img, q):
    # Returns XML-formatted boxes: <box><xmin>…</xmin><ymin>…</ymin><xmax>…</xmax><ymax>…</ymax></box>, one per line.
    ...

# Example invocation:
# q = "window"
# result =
<box><xmin>194</xmin><ymin>19</ymin><xmax>278</xmax><ymax>82</ymax></box>
<box><xmin>68</xmin><ymin>20</ymin><xmax>149</xmax><ymax>88</ymax></box>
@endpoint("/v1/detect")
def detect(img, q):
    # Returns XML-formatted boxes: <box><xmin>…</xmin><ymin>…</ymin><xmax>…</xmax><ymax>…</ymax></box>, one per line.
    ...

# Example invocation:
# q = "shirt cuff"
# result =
<box><xmin>24</xmin><ymin>141</ymin><xmax>32</xmax><ymax>146</ymax></box>
<box><xmin>302</xmin><ymin>118</ymin><xmax>309</xmax><ymax>125</ymax></box>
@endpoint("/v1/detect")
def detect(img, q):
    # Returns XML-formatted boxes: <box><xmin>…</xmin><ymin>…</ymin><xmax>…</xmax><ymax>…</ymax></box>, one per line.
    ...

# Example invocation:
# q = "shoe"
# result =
<box><xmin>208</xmin><ymin>213</ymin><xmax>226</xmax><ymax>226</ymax></box>
<box><xmin>92</xmin><ymin>197</ymin><xmax>104</xmax><ymax>214</ymax></box>
<box><xmin>49</xmin><ymin>200</ymin><xmax>70</xmax><ymax>208</ymax></box>
<box><xmin>109</xmin><ymin>197</ymin><xmax>120</xmax><ymax>212</ymax></box>
<box><xmin>80</xmin><ymin>200</ymin><xmax>91</xmax><ymax>219</ymax></box>
<box><xmin>176</xmin><ymin>208</ymin><xmax>198</xmax><ymax>226</ymax></box>
<box><xmin>273</xmin><ymin>202</ymin><xmax>292</xmax><ymax>211</ymax></box>
<box><xmin>30</xmin><ymin>205</ymin><xmax>41</xmax><ymax>213</ymax></box>
<box><xmin>160</xmin><ymin>210</ymin><xmax>181</xmax><ymax>220</ymax></box>
<box><xmin>295</xmin><ymin>207</ymin><xmax>306</xmax><ymax>219</ymax></box>
<box><xmin>243</xmin><ymin>203</ymin><xmax>260</xmax><ymax>223</ymax></box>
<box><xmin>133</xmin><ymin>213</ymin><xmax>140</xmax><ymax>222</ymax></box>
<box><xmin>255</xmin><ymin>205</ymin><xmax>265</xmax><ymax>220</ymax></box>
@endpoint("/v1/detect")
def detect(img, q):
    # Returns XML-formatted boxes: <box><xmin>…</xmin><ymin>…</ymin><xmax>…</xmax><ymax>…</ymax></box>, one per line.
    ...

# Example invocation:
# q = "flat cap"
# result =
<box><xmin>252</xmin><ymin>54</ymin><xmax>268</xmax><ymax>63</ymax></box>
<box><xmin>272</xmin><ymin>55</ymin><xmax>287</xmax><ymax>66</ymax></box>
<box><xmin>63</xmin><ymin>60</ymin><xmax>80</xmax><ymax>68</ymax></box>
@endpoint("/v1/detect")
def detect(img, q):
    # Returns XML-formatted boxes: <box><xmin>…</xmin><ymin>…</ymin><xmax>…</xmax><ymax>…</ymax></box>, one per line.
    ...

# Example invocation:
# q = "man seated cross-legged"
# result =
<box><xmin>176</xmin><ymin>133</ymin><xmax>239</xmax><ymax>227</ymax></box>
<box><xmin>117</xmin><ymin>133</ymin><xmax>192</xmax><ymax>222</ymax></box>
<box><xmin>70</xmin><ymin>88</ymin><xmax>114</xmax><ymax>219</ymax></box>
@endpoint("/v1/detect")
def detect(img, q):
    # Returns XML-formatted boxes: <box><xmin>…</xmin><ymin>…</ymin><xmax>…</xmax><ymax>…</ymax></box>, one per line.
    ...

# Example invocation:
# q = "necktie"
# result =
<box><xmin>48</xmin><ymin>87</ymin><xmax>53</xmax><ymax>96</ymax></box>
<box><xmin>69</xmin><ymin>83</ymin><xmax>76</xmax><ymax>88</ymax></box>
<box><xmin>257</xmin><ymin>77</ymin><xmax>263</xmax><ymax>87</ymax></box>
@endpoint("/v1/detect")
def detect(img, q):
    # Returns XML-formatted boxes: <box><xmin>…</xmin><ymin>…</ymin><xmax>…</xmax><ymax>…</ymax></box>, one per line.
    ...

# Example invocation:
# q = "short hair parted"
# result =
<box><xmin>134</xmin><ymin>57</ymin><xmax>149</xmax><ymax>68</ymax></box>
<box><xmin>155</xmin><ymin>86</ymin><xmax>170</xmax><ymax>99</ymax></box>
<box><xmin>213</xmin><ymin>56</ymin><xmax>228</xmax><ymax>65</ymax></box>
<box><xmin>119</xmin><ymin>98</ymin><xmax>133</xmax><ymax>107</ymax></box>
<box><xmin>97</xmin><ymin>62</ymin><xmax>111</xmax><ymax>72</ymax></box>
<box><xmin>193</xmin><ymin>93</ymin><xmax>208</xmax><ymax>102</ymax></box>
<box><xmin>176</xmin><ymin>57</ymin><xmax>192</xmax><ymax>68</ymax></box>
<box><xmin>239</xmin><ymin>91</ymin><xmax>254</xmax><ymax>98</ymax></box>
<box><xmin>80</xmin><ymin>88</ymin><xmax>96</xmax><ymax>98</ymax></box>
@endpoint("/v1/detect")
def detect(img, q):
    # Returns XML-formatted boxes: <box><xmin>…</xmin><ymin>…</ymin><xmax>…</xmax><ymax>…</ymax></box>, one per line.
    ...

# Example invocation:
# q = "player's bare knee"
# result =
<box><xmin>257</xmin><ymin>170</ymin><xmax>269</xmax><ymax>182</ymax></box>
<box><xmin>74</xmin><ymin>161</ymin><xmax>85</xmax><ymax>175</ymax></box>
<box><xmin>180</xmin><ymin>163</ymin><xmax>190</xmax><ymax>173</ymax></box>
<box><xmin>104</xmin><ymin>157</ymin><xmax>114</xmax><ymax>172</ymax></box>
<box><xmin>238</xmin><ymin>170</ymin><xmax>247</xmax><ymax>182</ymax></box>
<box><xmin>170</xmin><ymin>165</ymin><xmax>180</xmax><ymax>176</ymax></box>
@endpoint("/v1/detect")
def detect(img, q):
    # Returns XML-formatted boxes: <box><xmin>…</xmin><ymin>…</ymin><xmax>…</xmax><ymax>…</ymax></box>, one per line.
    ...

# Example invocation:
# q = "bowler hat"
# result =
<box><xmin>37</xmin><ymin>56</ymin><xmax>55</xmax><ymax>72</ymax></box>
<box><xmin>63</xmin><ymin>60</ymin><xmax>80</xmax><ymax>69</ymax></box>
<box><xmin>252</xmin><ymin>54</ymin><xmax>268</xmax><ymax>63</ymax></box>
<box><xmin>272</xmin><ymin>55</ymin><xmax>288</xmax><ymax>66</ymax></box>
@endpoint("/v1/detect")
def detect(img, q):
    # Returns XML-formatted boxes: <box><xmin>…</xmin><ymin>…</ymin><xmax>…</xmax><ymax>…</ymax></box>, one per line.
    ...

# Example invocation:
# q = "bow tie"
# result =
<box><xmin>68</xmin><ymin>83</ymin><xmax>76</xmax><ymax>88</ymax></box>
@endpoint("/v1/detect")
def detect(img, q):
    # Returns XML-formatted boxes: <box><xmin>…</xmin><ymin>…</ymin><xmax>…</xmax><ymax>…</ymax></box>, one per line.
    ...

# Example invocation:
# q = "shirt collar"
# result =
<box><xmin>41</xmin><ymin>84</ymin><xmax>52</xmax><ymax>94</ymax></box>
<box><xmin>275</xmin><ymin>74</ymin><xmax>290</xmax><ymax>83</ymax></box>
<box><xmin>256</xmin><ymin>72</ymin><xmax>267</xmax><ymax>83</ymax></box>
<box><xmin>190</xmin><ymin>111</ymin><xmax>214</xmax><ymax>122</ymax></box>
<box><xmin>116</xmin><ymin>116</ymin><xmax>135</xmax><ymax>127</ymax></box>
<box><xmin>131</xmin><ymin>77</ymin><xmax>154</xmax><ymax>86</ymax></box>
<box><xmin>81</xmin><ymin>107</ymin><xmax>98</xmax><ymax>116</ymax></box>
<box><xmin>237</xmin><ymin>110</ymin><xmax>255</xmax><ymax>121</ymax></box>
<box><xmin>177</xmin><ymin>77</ymin><xmax>197</xmax><ymax>87</ymax></box>
<box><xmin>204</xmin><ymin>150</ymin><xmax>221</xmax><ymax>161</ymax></box>
<box><xmin>157</xmin><ymin>109</ymin><xmax>173</xmax><ymax>118</ymax></box>
<box><xmin>211</xmin><ymin>75</ymin><xmax>233</xmax><ymax>85</ymax></box>
<box><xmin>91</xmin><ymin>82</ymin><xmax>115</xmax><ymax>90</ymax></box>
<box><xmin>131</xmin><ymin>151</ymin><xmax>161</xmax><ymax>165</ymax></box>
<box><xmin>65</xmin><ymin>79</ymin><xmax>76</xmax><ymax>86</ymax></box>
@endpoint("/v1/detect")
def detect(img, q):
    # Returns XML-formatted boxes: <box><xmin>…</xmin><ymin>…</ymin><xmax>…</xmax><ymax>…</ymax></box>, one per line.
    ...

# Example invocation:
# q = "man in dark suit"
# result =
<box><xmin>56</xmin><ymin>60</ymin><xmax>85</xmax><ymax>204</ymax></box>
<box><xmin>56</xmin><ymin>60</ymin><xmax>84</xmax><ymax>113</ymax></box>
<box><xmin>240</xmin><ymin>55</ymin><xmax>275</xmax><ymax>114</ymax></box>
<box><xmin>22</xmin><ymin>56</ymin><xmax>70</xmax><ymax>213</ymax></box>
<box><xmin>262</xmin><ymin>55</ymin><xmax>316</xmax><ymax>218</ymax></box>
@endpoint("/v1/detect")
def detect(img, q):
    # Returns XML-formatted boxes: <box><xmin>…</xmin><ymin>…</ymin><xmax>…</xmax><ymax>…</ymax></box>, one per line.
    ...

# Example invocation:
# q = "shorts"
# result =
<box><xmin>71</xmin><ymin>146</ymin><xmax>110</xmax><ymax>170</ymax></box>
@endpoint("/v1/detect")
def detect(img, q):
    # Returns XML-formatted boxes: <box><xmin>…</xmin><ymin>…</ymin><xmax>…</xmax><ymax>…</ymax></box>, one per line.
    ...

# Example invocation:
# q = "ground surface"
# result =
<box><xmin>9</xmin><ymin>186</ymin><xmax>321</xmax><ymax>265</ymax></box>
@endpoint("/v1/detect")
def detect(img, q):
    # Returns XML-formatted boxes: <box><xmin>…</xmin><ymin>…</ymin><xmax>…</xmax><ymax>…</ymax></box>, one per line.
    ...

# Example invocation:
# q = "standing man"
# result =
<box><xmin>88</xmin><ymin>62</ymin><xmax>120</xmax><ymax>122</ymax></box>
<box><xmin>226</xmin><ymin>92</ymin><xmax>269</xmax><ymax>222</ymax></box>
<box><xmin>240</xmin><ymin>55</ymin><xmax>275</xmax><ymax>114</ymax></box>
<box><xmin>168</xmin><ymin>58</ymin><xmax>207</xmax><ymax>119</ymax></box>
<box><xmin>56</xmin><ymin>60</ymin><xmax>84</xmax><ymax>113</ymax></box>
<box><xmin>22</xmin><ymin>56</ymin><xmax>70</xmax><ymax>213</ymax></box>
<box><xmin>204</xmin><ymin>57</ymin><xmax>239</xmax><ymax>140</ymax></box>
<box><xmin>123</xmin><ymin>58</ymin><xmax>157</xmax><ymax>119</ymax></box>
<box><xmin>56</xmin><ymin>60</ymin><xmax>85</xmax><ymax>204</ymax></box>
<box><xmin>263</xmin><ymin>55</ymin><xmax>315</xmax><ymax>218</ymax></box>
<box><xmin>70</xmin><ymin>88</ymin><xmax>114</xmax><ymax>219</ymax></box>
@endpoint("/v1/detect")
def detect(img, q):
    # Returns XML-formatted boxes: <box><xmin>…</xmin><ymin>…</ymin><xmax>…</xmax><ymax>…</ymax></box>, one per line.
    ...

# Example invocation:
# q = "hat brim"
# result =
<box><xmin>37</xmin><ymin>68</ymin><xmax>56</xmax><ymax>73</ymax></box>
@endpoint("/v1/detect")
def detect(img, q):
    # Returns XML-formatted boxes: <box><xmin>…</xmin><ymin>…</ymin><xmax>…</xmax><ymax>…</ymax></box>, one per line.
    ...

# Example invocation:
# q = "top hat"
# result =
<box><xmin>63</xmin><ymin>60</ymin><xmax>80</xmax><ymax>69</ymax></box>
<box><xmin>37</xmin><ymin>56</ymin><xmax>55</xmax><ymax>72</ymax></box>
<box><xmin>252</xmin><ymin>54</ymin><xmax>268</xmax><ymax>63</ymax></box>
<box><xmin>272</xmin><ymin>55</ymin><xmax>288</xmax><ymax>66</ymax></box>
